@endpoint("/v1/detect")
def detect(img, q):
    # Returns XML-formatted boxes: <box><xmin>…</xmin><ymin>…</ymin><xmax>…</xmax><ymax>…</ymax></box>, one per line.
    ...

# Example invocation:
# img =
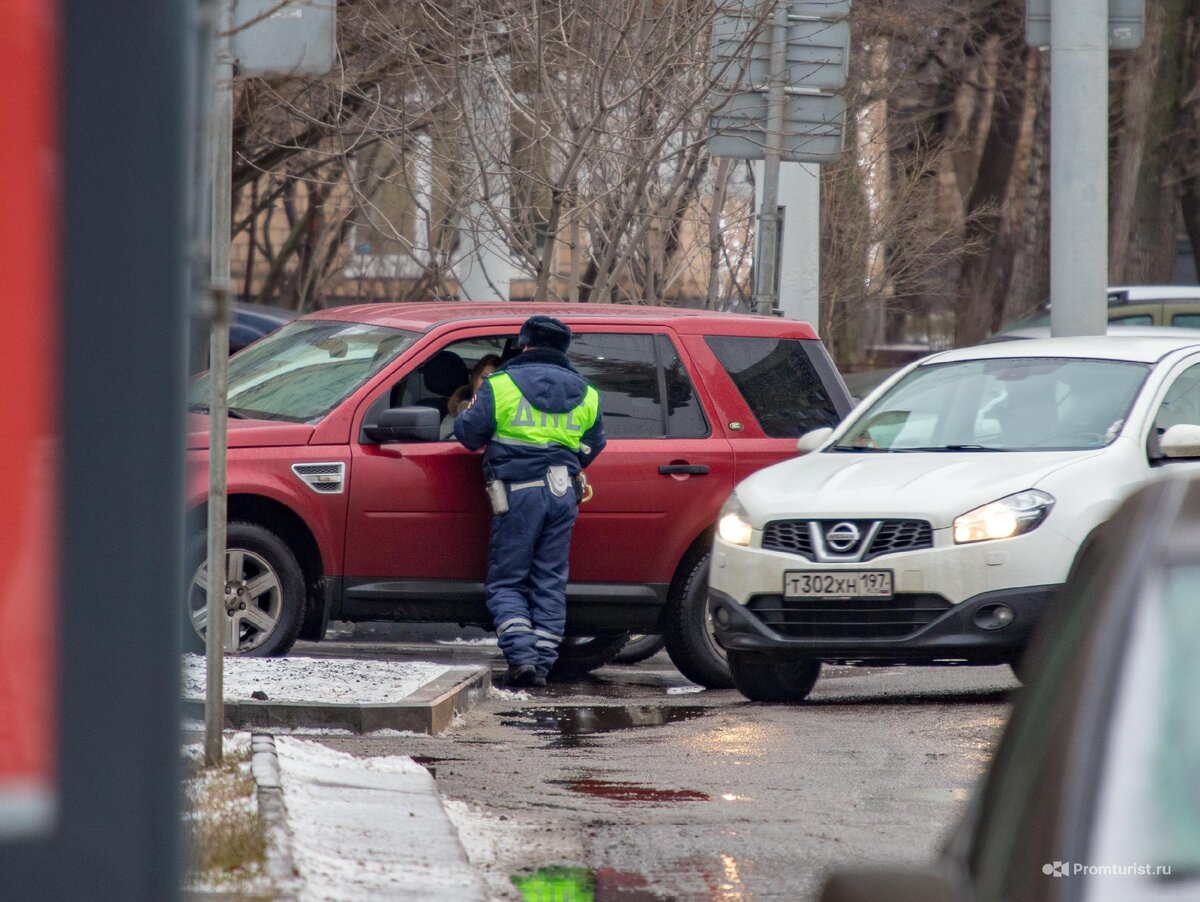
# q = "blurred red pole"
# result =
<box><xmin>0</xmin><ymin>0</ymin><xmax>59</xmax><ymax>834</ymax></box>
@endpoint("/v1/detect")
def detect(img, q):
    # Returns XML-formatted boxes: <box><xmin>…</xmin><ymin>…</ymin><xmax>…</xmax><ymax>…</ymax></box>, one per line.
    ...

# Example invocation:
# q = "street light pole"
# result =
<box><xmin>205</xmin><ymin>0</ymin><xmax>234</xmax><ymax>767</ymax></box>
<box><xmin>1050</xmin><ymin>0</ymin><xmax>1108</xmax><ymax>337</ymax></box>
<box><xmin>754</xmin><ymin>0</ymin><xmax>788</xmax><ymax>317</ymax></box>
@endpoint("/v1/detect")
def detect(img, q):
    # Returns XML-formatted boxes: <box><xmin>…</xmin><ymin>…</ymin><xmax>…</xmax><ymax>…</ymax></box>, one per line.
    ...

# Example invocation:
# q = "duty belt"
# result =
<box><xmin>508</xmin><ymin>465</ymin><xmax>573</xmax><ymax>497</ymax></box>
<box><xmin>508</xmin><ymin>478</ymin><xmax>547</xmax><ymax>492</ymax></box>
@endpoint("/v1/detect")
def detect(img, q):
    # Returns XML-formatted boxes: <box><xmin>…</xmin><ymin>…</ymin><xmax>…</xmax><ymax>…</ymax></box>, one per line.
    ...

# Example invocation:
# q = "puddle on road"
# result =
<box><xmin>525</xmin><ymin>672</ymin><xmax>695</xmax><ymax>700</ymax></box>
<box><xmin>497</xmin><ymin>705</ymin><xmax>711</xmax><ymax>749</ymax></box>
<box><xmin>512</xmin><ymin>865</ymin><xmax>667</xmax><ymax>900</ymax></box>
<box><xmin>553</xmin><ymin>777</ymin><xmax>710</xmax><ymax>804</ymax></box>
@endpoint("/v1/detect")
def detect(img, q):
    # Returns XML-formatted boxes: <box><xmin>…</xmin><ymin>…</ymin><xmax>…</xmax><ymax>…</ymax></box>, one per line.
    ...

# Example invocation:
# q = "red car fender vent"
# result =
<box><xmin>291</xmin><ymin>462</ymin><xmax>345</xmax><ymax>495</ymax></box>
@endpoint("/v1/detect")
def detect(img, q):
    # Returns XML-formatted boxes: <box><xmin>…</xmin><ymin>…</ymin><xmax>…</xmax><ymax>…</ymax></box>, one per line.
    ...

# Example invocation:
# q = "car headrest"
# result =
<box><xmin>422</xmin><ymin>350</ymin><xmax>469</xmax><ymax>396</ymax></box>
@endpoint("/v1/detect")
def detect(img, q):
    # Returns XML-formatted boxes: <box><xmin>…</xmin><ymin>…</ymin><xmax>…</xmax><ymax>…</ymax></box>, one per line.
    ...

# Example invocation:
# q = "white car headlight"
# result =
<box><xmin>718</xmin><ymin>494</ymin><xmax>754</xmax><ymax>547</ymax></box>
<box><xmin>953</xmin><ymin>489</ymin><xmax>1055</xmax><ymax>544</ymax></box>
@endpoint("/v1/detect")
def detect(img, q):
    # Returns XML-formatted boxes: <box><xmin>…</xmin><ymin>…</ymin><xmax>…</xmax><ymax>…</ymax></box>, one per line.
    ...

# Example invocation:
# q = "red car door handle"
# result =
<box><xmin>658</xmin><ymin>464</ymin><xmax>709</xmax><ymax>475</ymax></box>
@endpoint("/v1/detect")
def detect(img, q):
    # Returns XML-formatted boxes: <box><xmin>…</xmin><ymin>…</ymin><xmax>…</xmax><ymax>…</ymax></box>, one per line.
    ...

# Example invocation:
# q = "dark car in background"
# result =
<box><xmin>191</xmin><ymin>302</ymin><xmax>298</xmax><ymax>373</ymax></box>
<box><xmin>231</xmin><ymin>302</ymin><xmax>298</xmax><ymax>353</ymax></box>
<box><xmin>820</xmin><ymin>473</ymin><xmax>1200</xmax><ymax>902</ymax></box>
<box><xmin>999</xmin><ymin>284</ymin><xmax>1200</xmax><ymax>333</ymax></box>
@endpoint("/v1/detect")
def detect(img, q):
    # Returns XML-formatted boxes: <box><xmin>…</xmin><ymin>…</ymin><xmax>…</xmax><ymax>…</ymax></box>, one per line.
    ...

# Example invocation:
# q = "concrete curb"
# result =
<box><xmin>272</xmin><ymin>736</ymin><xmax>490</xmax><ymax>901</ymax></box>
<box><xmin>183</xmin><ymin>665</ymin><xmax>491</xmax><ymax>735</ymax></box>
<box><xmin>250</xmin><ymin>734</ymin><xmax>298</xmax><ymax>901</ymax></box>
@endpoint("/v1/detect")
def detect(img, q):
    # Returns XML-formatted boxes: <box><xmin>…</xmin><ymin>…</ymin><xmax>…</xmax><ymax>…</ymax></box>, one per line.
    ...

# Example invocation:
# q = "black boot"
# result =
<box><xmin>504</xmin><ymin>663</ymin><xmax>537</xmax><ymax>687</ymax></box>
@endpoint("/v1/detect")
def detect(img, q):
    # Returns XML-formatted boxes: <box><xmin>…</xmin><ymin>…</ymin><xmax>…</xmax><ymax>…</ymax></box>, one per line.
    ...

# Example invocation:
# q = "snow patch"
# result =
<box><xmin>181</xmin><ymin>730</ymin><xmax>253</xmax><ymax>761</ymax></box>
<box><xmin>182</xmin><ymin>731</ymin><xmax>270</xmax><ymax>896</ymax></box>
<box><xmin>181</xmin><ymin>654</ymin><xmax>452</xmax><ymax>704</ymax></box>
<box><xmin>275</xmin><ymin>738</ymin><xmax>486</xmax><ymax>901</ymax></box>
<box><xmin>262</xmin><ymin>726</ymin><xmax>431</xmax><ymax>738</ymax></box>
<box><xmin>488</xmin><ymin>687</ymin><xmax>531</xmax><ymax>701</ymax></box>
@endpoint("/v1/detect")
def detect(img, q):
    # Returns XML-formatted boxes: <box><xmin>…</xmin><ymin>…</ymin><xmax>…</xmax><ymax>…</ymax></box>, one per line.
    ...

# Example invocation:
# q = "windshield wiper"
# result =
<box><xmin>829</xmin><ymin>445</ymin><xmax>889</xmax><ymax>453</ymax></box>
<box><xmin>895</xmin><ymin>444</ymin><xmax>1011</xmax><ymax>452</ymax></box>
<box><xmin>187</xmin><ymin>402</ymin><xmax>247</xmax><ymax>419</ymax></box>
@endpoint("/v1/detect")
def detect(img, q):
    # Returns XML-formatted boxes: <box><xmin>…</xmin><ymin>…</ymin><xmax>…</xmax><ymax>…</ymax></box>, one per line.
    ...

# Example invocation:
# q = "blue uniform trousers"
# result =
<box><xmin>486</xmin><ymin>481</ymin><xmax>577</xmax><ymax>677</ymax></box>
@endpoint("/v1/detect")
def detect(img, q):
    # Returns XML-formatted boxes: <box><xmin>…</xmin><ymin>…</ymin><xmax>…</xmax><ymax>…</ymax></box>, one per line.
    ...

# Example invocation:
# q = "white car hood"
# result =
<box><xmin>738</xmin><ymin>449</ymin><xmax>1105</xmax><ymax>528</ymax></box>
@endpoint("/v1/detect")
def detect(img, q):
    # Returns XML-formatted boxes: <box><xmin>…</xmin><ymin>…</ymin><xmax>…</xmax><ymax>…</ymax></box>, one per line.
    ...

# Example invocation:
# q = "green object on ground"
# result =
<box><xmin>511</xmin><ymin>866</ymin><xmax>595</xmax><ymax>902</ymax></box>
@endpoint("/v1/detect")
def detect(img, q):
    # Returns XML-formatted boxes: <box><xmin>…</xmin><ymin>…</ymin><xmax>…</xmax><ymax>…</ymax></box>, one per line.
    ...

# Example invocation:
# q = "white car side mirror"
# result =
<box><xmin>796</xmin><ymin>427</ymin><xmax>834</xmax><ymax>454</ymax></box>
<box><xmin>1160</xmin><ymin>423</ymin><xmax>1200</xmax><ymax>459</ymax></box>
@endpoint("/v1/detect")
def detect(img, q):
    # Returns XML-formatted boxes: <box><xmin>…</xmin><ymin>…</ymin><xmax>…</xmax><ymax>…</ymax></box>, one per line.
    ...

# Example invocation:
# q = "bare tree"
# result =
<box><xmin>422</xmin><ymin>0</ymin><xmax>763</xmax><ymax>302</ymax></box>
<box><xmin>227</xmin><ymin>0</ymin><xmax>768</xmax><ymax>309</ymax></box>
<box><xmin>227</xmin><ymin>0</ymin><xmax>1200</xmax><ymax>357</ymax></box>
<box><xmin>1110</xmin><ymin>0</ymin><xmax>1199</xmax><ymax>284</ymax></box>
<box><xmin>819</xmin><ymin>0</ymin><xmax>998</xmax><ymax>364</ymax></box>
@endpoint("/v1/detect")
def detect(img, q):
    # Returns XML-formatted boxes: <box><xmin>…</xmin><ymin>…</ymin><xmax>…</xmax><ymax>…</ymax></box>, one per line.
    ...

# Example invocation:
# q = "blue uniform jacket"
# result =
<box><xmin>454</xmin><ymin>348</ymin><xmax>607</xmax><ymax>481</ymax></box>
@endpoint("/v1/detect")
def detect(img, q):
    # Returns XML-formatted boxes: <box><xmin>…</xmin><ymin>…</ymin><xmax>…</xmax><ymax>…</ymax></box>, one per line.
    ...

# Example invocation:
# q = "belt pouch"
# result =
<box><xmin>486</xmin><ymin>479</ymin><xmax>509</xmax><ymax>515</ymax></box>
<box><xmin>546</xmin><ymin>465</ymin><xmax>571</xmax><ymax>497</ymax></box>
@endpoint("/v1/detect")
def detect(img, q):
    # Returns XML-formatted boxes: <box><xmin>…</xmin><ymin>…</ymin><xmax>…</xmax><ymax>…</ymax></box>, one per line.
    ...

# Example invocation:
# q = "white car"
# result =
<box><xmin>710</xmin><ymin>336</ymin><xmax>1200</xmax><ymax>702</ymax></box>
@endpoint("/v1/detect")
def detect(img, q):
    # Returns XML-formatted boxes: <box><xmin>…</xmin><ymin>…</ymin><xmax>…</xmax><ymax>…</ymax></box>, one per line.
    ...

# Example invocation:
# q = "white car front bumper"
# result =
<box><xmin>708</xmin><ymin>522</ymin><xmax>1079</xmax><ymax>662</ymax></box>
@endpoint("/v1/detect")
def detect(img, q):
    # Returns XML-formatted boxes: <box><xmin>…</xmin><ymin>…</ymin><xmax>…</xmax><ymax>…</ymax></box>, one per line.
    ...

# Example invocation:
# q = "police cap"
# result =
<box><xmin>517</xmin><ymin>315</ymin><xmax>572</xmax><ymax>352</ymax></box>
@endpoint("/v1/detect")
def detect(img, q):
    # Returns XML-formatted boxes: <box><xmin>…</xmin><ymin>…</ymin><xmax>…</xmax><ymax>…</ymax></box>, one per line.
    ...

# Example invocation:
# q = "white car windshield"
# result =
<box><xmin>833</xmin><ymin>357</ymin><xmax>1150</xmax><ymax>452</ymax></box>
<box><xmin>188</xmin><ymin>320</ymin><xmax>419</xmax><ymax>422</ymax></box>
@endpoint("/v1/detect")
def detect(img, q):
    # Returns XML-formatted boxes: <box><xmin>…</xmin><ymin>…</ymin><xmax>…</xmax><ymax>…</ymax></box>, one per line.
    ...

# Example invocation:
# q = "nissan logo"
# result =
<box><xmin>825</xmin><ymin>522</ymin><xmax>861</xmax><ymax>553</ymax></box>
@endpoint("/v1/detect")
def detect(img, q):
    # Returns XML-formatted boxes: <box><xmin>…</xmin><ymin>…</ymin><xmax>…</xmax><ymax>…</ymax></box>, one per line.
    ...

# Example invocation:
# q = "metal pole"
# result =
<box><xmin>754</xmin><ymin>0</ymin><xmax>788</xmax><ymax>317</ymax></box>
<box><xmin>205</xmin><ymin>0</ymin><xmax>234</xmax><ymax>766</ymax></box>
<box><xmin>1050</xmin><ymin>0</ymin><xmax>1108</xmax><ymax>337</ymax></box>
<box><xmin>776</xmin><ymin>162</ymin><xmax>821</xmax><ymax>327</ymax></box>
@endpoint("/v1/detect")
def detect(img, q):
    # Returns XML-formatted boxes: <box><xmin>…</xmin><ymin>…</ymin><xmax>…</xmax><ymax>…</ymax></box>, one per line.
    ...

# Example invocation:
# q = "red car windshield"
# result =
<box><xmin>188</xmin><ymin>320</ymin><xmax>419</xmax><ymax>422</ymax></box>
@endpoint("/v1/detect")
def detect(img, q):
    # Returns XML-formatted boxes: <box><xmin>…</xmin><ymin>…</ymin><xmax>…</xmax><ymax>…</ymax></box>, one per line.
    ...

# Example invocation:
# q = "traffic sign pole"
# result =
<box><xmin>712</xmin><ymin>1</ymin><xmax>850</xmax><ymax>320</ymax></box>
<box><xmin>202</xmin><ymin>0</ymin><xmax>337</xmax><ymax>765</ymax></box>
<box><xmin>206</xmin><ymin>0</ymin><xmax>234</xmax><ymax>767</ymax></box>
<box><xmin>777</xmin><ymin>162</ymin><xmax>821</xmax><ymax>326</ymax></box>
<box><xmin>754</xmin><ymin>0</ymin><xmax>789</xmax><ymax>316</ymax></box>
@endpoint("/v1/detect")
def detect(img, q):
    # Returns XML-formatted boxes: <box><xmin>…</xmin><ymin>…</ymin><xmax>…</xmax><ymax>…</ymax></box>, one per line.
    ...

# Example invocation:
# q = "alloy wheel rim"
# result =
<box><xmin>189</xmin><ymin>548</ymin><xmax>283</xmax><ymax>653</ymax></box>
<box><xmin>703</xmin><ymin>596</ymin><xmax>727</xmax><ymax>662</ymax></box>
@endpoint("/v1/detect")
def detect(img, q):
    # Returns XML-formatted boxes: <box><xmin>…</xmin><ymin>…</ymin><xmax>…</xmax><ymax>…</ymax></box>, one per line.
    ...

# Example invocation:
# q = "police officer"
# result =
<box><xmin>454</xmin><ymin>316</ymin><xmax>606</xmax><ymax>687</ymax></box>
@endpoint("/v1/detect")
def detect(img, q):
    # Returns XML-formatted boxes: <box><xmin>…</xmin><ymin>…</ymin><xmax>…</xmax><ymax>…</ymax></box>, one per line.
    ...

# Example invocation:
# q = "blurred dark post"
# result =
<box><xmin>205</xmin><ymin>0</ymin><xmax>233</xmax><ymax>767</ymax></box>
<box><xmin>0</xmin><ymin>0</ymin><xmax>188</xmax><ymax>898</ymax></box>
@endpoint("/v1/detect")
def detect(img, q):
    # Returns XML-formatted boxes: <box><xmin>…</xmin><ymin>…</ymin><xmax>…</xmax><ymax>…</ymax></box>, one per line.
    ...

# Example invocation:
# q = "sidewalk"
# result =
<box><xmin>183</xmin><ymin>650</ymin><xmax>500</xmax><ymax>898</ymax></box>
<box><xmin>181</xmin><ymin>653</ymin><xmax>490</xmax><ymax>734</ymax></box>
<box><xmin>267</xmin><ymin>737</ymin><xmax>488</xmax><ymax>902</ymax></box>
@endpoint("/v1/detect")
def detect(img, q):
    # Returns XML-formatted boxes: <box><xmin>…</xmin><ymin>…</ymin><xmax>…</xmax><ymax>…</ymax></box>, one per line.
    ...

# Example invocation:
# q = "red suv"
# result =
<box><xmin>185</xmin><ymin>303</ymin><xmax>851</xmax><ymax>687</ymax></box>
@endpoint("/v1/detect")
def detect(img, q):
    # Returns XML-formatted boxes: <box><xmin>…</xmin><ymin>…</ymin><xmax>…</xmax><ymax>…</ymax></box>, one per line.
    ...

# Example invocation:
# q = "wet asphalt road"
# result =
<box><xmin>307</xmin><ymin>634</ymin><xmax>1015</xmax><ymax>901</ymax></box>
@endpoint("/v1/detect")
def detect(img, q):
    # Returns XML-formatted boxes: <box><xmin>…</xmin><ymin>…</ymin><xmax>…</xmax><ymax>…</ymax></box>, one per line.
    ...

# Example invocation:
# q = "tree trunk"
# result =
<box><xmin>856</xmin><ymin>38</ymin><xmax>892</xmax><ymax>356</ymax></box>
<box><xmin>1110</xmin><ymin>0</ymin><xmax>1166</xmax><ymax>280</ymax></box>
<box><xmin>1002</xmin><ymin>59</ymin><xmax>1052</xmax><ymax>325</ymax></box>
<box><xmin>1180</xmin><ymin>17</ymin><xmax>1200</xmax><ymax>273</ymax></box>
<box><xmin>1117</xmin><ymin>0</ymin><xmax>1192</xmax><ymax>282</ymax></box>
<box><xmin>954</xmin><ymin>42</ymin><xmax>1039</xmax><ymax>346</ymax></box>
<box><xmin>707</xmin><ymin>157</ymin><xmax>732</xmax><ymax>310</ymax></box>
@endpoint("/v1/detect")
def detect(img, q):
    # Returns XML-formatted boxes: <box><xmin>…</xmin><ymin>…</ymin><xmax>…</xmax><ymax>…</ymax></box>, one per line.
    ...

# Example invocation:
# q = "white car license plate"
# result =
<box><xmin>783</xmin><ymin>570</ymin><xmax>894</xmax><ymax>599</ymax></box>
